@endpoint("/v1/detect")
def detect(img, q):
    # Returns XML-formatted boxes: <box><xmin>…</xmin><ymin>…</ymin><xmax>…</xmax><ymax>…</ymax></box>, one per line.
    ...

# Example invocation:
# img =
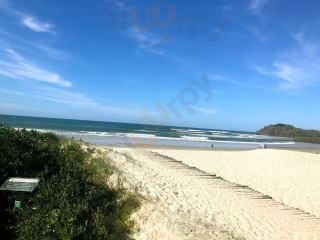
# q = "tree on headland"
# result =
<box><xmin>256</xmin><ymin>123</ymin><xmax>320</xmax><ymax>144</ymax></box>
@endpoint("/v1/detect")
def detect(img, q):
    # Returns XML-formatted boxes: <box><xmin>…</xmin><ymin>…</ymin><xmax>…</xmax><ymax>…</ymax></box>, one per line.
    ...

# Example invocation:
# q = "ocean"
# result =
<box><xmin>0</xmin><ymin>114</ymin><xmax>319</xmax><ymax>149</ymax></box>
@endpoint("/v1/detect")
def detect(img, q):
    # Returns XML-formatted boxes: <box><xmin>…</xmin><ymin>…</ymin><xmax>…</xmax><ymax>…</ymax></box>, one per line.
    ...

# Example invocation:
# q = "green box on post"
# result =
<box><xmin>0</xmin><ymin>178</ymin><xmax>40</xmax><ymax>212</ymax></box>
<box><xmin>14</xmin><ymin>201</ymin><xmax>21</xmax><ymax>208</ymax></box>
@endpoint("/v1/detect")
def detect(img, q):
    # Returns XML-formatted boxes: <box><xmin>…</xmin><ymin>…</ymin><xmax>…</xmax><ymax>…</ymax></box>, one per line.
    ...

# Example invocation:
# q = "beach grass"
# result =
<box><xmin>0</xmin><ymin>124</ymin><xmax>140</xmax><ymax>239</ymax></box>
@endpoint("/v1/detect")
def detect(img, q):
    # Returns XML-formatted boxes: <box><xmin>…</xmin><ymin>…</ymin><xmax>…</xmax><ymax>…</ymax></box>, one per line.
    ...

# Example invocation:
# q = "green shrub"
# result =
<box><xmin>0</xmin><ymin>124</ymin><xmax>140</xmax><ymax>239</ymax></box>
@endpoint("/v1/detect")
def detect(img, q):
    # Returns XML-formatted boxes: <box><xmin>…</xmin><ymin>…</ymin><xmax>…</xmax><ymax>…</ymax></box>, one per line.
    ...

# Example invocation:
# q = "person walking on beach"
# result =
<box><xmin>258</xmin><ymin>143</ymin><xmax>266</xmax><ymax>149</ymax></box>
<box><xmin>211</xmin><ymin>144</ymin><xmax>214</xmax><ymax>149</ymax></box>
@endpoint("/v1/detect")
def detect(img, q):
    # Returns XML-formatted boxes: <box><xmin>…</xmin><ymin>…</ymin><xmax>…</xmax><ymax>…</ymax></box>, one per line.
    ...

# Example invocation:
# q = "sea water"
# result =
<box><xmin>1</xmin><ymin>114</ymin><xmax>319</xmax><ymax>149</ymax></box>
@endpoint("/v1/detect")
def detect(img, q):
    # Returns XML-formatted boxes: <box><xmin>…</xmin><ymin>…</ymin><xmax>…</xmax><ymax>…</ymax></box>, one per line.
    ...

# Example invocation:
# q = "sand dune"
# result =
<box><xmin>100</xmin><ymin>146</ymin><xmax>320</xmax><ymax>240</ymax></box>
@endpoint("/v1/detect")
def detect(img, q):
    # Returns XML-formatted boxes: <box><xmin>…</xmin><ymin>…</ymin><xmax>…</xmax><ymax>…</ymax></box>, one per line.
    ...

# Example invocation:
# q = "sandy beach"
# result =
<box><xmin>98</xmin><ymin>146</ymin><xmax>320</xmax><ymax>240</ymax></box>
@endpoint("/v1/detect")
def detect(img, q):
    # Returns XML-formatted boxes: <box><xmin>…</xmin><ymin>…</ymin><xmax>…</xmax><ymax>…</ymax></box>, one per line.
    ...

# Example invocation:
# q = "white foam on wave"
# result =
<box><xmin>78</xmin><ymin>131</ymin><xmax>114</xmax><ymax>137</ymax></box>
<box><xmin>182</xmin><ymin>132</ymin><xmax>281</xmax><ymax>141</ymax></box>
<box><xmin>16</xmin><ymin>128</ymin><xmax>296</xmax><ymax>146</ymax></box>
<box><xmin>135</xmin><ymin>129</ymin><xmax>156</xmax><ymax>133</ymax></box>
<box><xmin>123</xmin><ymin>133</ymin><xmax>157</xmax><ymax>138</ymax></box>
<box><xmin>208</xmin><ymin>130</ymin><xmax>229</xmax><ymax>134</ymax></box>
<box><xmin>230</xmin><ymin>134</ymin><xmax>275</xmax><ymax>140</ymax></box>
<box><xmin>171</xmin><ymin>128</ymin><xmax>204</xmax><ymax>133</ymax></box>
<box><xmin>181</xmin><ymin>135</ymin><xmax>209</xmax><ymax>141</ymax></box>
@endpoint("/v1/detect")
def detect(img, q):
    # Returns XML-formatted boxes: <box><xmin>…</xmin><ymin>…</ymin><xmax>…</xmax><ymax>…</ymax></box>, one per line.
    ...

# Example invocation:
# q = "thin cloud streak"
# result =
<box><xmin>0</xmin><ymin>87</ymin><xmax>142</xmax><ymax>117</ymax></box>
<box><xmin>207</xmin><ymin>73</ymin><xmax>269</xmax><ymax>90</ymax></box>
<box><xmin>22</xmin><ymin>16</ymin><xmax>54</xmax><ymax>33</ymax></box>
<box><xmin>106</xmin><ymin>0</ymin><xmax>129</xmax><ymax>12</ymax></box>
<box><xmin>0</xmin><ymin>2</ymin><xmax>55</xmax><ymax>33</ymax></box>
<box><xmin>127</xmin><ymin>28</ymin><xmax>188</xmax><ymax>65</ymax></box>
<box><xmin>38</xmin><ymin>87</ymin><xmax>142</xmax><ymax>117</ymax></box>
<box><xmin>0</xmin><ymin>29</ymin><xmax>70</xmax><ymax>61</ymax></box>
<box><xmin>0</xmin><ymin>47</ymin><xmax>72</xmax><ymax>87</ymax></box>
<box><xmin>248</xmin><ymin>0</ymin><xmax>270</xmax><ymax>15</ymax></box>
<box><xmin>253</xmin><ymin>33</ymin><xmax>320</xmax><ymax>90</ymax></box>
<box><xmin>127</xmin><ymin>27</ymin><xmax>169</xmax><ymax>48</ymax></box>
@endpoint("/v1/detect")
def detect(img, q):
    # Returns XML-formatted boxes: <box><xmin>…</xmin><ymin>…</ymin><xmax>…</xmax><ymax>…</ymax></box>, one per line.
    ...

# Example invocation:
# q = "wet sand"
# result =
<box><xmin>104</xmin><ymin>143</ymin><xmax>320</xmax><ymax>154</ymax></box>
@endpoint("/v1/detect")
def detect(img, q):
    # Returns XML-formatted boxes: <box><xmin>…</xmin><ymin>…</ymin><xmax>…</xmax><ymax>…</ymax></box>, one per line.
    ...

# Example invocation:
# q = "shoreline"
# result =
<box><xmin>99</xmin><ymin>143</ymin><xmax>320</xmax><ymax>154</ymax></box>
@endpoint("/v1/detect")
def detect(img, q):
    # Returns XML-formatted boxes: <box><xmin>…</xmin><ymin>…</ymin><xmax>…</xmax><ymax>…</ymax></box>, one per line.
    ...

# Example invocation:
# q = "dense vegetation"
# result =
<box><xmin>256</xmin><ymin>123</ymin><xmax>320</xmax><ymax>144</ymax></box>
<box><xmin>0</xmin><ymin>124</ymin><xmax>140</xmax><ymax>240</ymax></box>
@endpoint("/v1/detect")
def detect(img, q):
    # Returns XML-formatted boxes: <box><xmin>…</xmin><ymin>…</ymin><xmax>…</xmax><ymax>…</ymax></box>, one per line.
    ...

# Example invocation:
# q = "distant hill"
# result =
<box><xmin>256</xmin><ymin>124</ymin><xmax>320</xmax><ymax>144</ymax></box>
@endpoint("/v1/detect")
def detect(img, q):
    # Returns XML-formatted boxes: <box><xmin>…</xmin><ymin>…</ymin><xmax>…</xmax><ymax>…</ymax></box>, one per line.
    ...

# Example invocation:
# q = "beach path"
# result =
<box><xmin>102</xmin><ymin>147</ymin><xmax>320</xmax><ymax>240</ymax></box>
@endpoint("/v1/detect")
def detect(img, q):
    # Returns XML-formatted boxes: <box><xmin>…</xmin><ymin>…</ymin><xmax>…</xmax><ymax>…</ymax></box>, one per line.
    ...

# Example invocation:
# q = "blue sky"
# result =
<box><xmin>0</xmin><ymin>0</ymin><xmax>319</xmax><ymax>131</ymax></box>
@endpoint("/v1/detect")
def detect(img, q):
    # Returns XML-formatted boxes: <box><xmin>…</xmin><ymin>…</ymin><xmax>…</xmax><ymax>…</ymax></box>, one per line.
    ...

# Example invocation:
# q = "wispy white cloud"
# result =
<box><xmin>0</xmin><ymin>68</ymin><xmax>18</xmax><ymax>78</ymax></box>
<box><xmin>38</xmin><ymin>87</ymin><xmax>141</xmax><ymax>116</ymax></box>
<box><xmin>36</xmin><ymin>44</ymin><xmax>69</xmax><ymax>61</ymax></box>
<box><xmin>0</xmin><ymin>4</ymin><xmax>64</xmax><ymax>61</ymax></box>
<box><xmin>193</xmin><ymin>107</ymin><xmax>217</xmax><ymax>115</ymax></box>
<box><xmin>0</xmin><ymin>87</ymin><xmax>142</xmax><ymax>117</ymax></box>
<box><xmin>0</xmin><ymin>29</ymin><xmax>69</xmax><ymax>61</ymax></box>
<box><xmin>0</xmin><ymin>2</ymin><xmax>54</xmax><ymax>33</ymax></box>
<box><xmin>271</xmin><ymin>63</ymin><xmax>310</xmax><ymax>89</ymax></box>
<box><xmin>21</xmin><ymin>16</ymin><xmax>54</xmax><ymax>33</ymax></box>
<box><xmin>206</xmin><ymin>73</ymin><xmax>268</xmax><ymax>90</ymax></box>
<box><xmin>248</xmin><ymin>0</ymin><xmax>270</xmax><ymax>15</ymax></box>
<box><xmin>36</xmin><ymin>87</ymin><xmax>97</xmax><ymax>107</ymax></box>
<box><xmin>0</xmin><ymin>0</ymin><xmax>10</xmax><ymax>9</ymax></box>
<box><xmin>109</xmin><ymin>2</ymin><xmax>179</xmax><ymax>62</ymax></box>
<box><xmin>0</xmin><ymin>87</ymin><xmax>89</xmax><ymax>106</ymax></box>
<box><xmin>126</xmin><ymin>27</ymin><xmax>188</xmax><ymax>65</ymax></box>
<box><xmin>107</xmin><ymin>0</ymin><xmax>128</xmax><ymax>11</ymax></box>
<box><xmin>127</xmin><ymin>27</ymin><xmax>170</xmax><ymax>48</ymax></box>
<box><xmin>0</xmin><ymin>47</ymin><xmax>71</xmax><ymax>87</ymax></box>
<box><xmin>253</xmin><ymin>33</ymin><xmax>320</xmax><ymax>90</ymax></box>
<box><xmin>0</xmin><ymin>2</ymin><xmax>143</xmax><ymax>119</ymax></box>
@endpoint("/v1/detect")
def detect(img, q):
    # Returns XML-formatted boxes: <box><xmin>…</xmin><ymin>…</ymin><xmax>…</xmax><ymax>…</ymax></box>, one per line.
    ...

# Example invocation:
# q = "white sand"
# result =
<box><xmin>100</xmin><ymin>147</ymin><xmax>320</xmax><ymax>240</ymax></box>
<box><xmin>152</xmin><ymin>149</ymin><xmax>320</xmax><ymax>218</ymax></box>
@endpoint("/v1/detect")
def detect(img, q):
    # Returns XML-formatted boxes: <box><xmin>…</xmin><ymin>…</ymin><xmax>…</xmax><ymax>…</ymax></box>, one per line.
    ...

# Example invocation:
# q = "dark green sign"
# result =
<box><xmin>14</xmin><ymin>201</ymin><xmax>21</xmax><ymax>208</ymax></box>
<box><xmin>0</xmin><ymin>178</ymin><xmax>40</xmax><ymax>192</ymax></box>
